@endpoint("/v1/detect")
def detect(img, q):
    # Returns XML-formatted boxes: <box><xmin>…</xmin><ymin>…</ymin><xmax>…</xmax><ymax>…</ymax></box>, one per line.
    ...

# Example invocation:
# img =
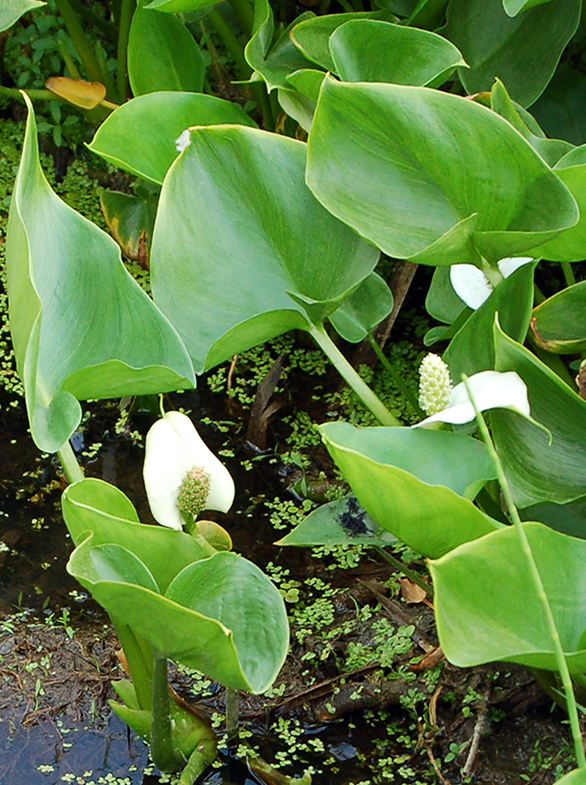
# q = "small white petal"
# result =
<box><xmin>144</xmin><ymin>411</ymin><xmax>235</xmax><ymax>530</ymax></box>
<box><xmin>497</xmin><ymin>257</ymin><xmax>533</xmax><ymax>278</ymax></box>
<box><xmin>450</xmin><ymin>264</ymin><xmax>493</xmax><ymax>310</ymax></box>
<box><xmin>175</xmin><ymin>129</ymin><xmax>191</xmax><ymax>154</ymax></box>
<box><xmin>416</xmin><ymin>370</ymin><xmax>530</xmax><ymax>427</ymax></box>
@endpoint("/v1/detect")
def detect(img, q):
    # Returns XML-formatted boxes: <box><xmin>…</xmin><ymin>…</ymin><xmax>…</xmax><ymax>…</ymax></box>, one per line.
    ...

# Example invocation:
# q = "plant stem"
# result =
<box><xmin>309</xmin><ymin>322</ymin><xmax>402</xmax><ymax>426</ymax></box>
<box><xmin>178</xmin><ymin>746</ymin><xmax>210</xmax><ymax>785</ymax></box>
<box><xmin>368</xmin><ymin>334</ymin><xmax>424</xmax><ymax>418</ymax></box>
<box><xmin>225</xmin><ymin>686</ymin><xmax>239</xmax><ymax>738</ymax></box>
<box><xmin>54</xmin><ymin>0</ymin><xmax>107</xmax><ymax>85</ymax></box>
<box><xmin>464</xmin><ymin>377</ymin><xmax>586</xmax><ymax>771</ymax></box>
<box><xmin>112</xmin><ymin>618</ymin><xmax>153</xmax><ymax>711</ymax></box>
<box><xmin>116</xmin><ymin>0</ymin><xmax>135</xmax><ymax>103</ymax></box>
<box><xmin>0</xmin><ymin>86</ymin><xmax>57</xmax><ymax>102</ymax></box>
<box><xmin>207</xmin><ymin>8</ymin><xmax>251</xmax><ymax>79</ymax></box>
<box><xmin>151</xmin><ymin>652</ymin><xmax>183</xmax><ymax>772</ymax></box>
<box><xmin>374</xmin><ymin>546</ymin><xmax>433</xmax><ymax>598</ymax></box>
<box><xmin>57</xmin><ymin>440</ymin><xmax>84</xmax><ymax>484</ymax></box>
<box><xmin>228</xmin><ymin>0</ymin><xmax>254</xmax><ymax>38</ymax></box>
<box><xmin>561</xmin><ymin>261</ymin><xmax>577</xmax><ymax>287</ymax></box>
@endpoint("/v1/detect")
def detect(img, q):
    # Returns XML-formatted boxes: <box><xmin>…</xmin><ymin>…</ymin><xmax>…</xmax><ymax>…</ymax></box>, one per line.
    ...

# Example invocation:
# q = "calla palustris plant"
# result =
<box><xmin>5</xmin><ymin>96</ymin><xmax>195</xmax><ymax>454</ymax></box>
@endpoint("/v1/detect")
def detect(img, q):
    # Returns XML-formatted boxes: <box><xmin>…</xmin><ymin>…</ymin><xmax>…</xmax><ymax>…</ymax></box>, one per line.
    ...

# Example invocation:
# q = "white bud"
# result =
<box><xmin>418</xmin><ymin>353</ymin><xmax>453</xmax><ymax>416</ymax></box>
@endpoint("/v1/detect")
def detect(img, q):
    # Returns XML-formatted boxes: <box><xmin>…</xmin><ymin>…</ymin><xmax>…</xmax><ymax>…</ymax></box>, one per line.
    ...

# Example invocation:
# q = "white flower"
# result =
<box><xmin>143</xmin><ymin>411</ymin><xmax>235</xmax><ymax>531</ymax></box>
<box><xmin>416</xmin><ymin>370</ymin><xmax>530</xmax><ymax>427</ymax></box>
<box><xmin>419</xmin><ymin>353</ymin><xmax>453</xmax><ymax>416</ymax></box>
<box><xmin>450</xmin><ymin>257</ymin><xmax>533</xmax><ymax>310</ymax></box>
<box><xmin>175</xmin><ymin>129</ymin><xmax>191</xmax><ymax>154</ymax></box>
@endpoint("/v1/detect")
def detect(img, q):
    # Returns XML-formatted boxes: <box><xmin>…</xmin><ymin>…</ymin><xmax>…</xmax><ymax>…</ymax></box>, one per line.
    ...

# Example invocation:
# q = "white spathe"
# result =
<box><xmin>144</xmin><ymin>410</ymin><xmax>235</xmax><ymax>530</ymax></box>
<box><xmin>416</xmin><ymin>370</ymin><xmax>530</xmax><ymax>427</ymax></box>
<box><xmin>450</xmin><ymin>257</ymin><xmax>533</xmax><ymax>310</ymax></box>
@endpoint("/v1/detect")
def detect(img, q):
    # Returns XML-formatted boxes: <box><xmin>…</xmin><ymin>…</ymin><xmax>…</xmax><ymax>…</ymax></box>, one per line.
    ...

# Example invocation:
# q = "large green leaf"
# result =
<box><xmin>431</xmin><ymin>522</ymin><xmax>586</xmax><ymax>672</ymax></box>
<box><xmin>0</xmin><ymin>0</ymin><xmax>44</xmax><ymax>31</ymax></box>
<box><xmin>443</xmin><ymin>262</ymin><xmax>535</xmax><ymax>379</ymax></box>
<box><xmin>290</xmin><ymin>11</ymin><xmax>391</xmax><ymax>72</ymax></box>
<box><xmin>244</xmin><ymin>0</ymin><xmax>315</xmax><ymax>91</ymax></box>
<box><xmin>520</xmin><ymin>497</ymin><xmax>586</xmax><ymax>540</ymax></box>
<box><xmin>329</xmin><ymin>20</ymin><xmax>465</xmax><ymax>87</ymax></box>
<box><xmin>88</xmin><ymin>92</ymin><xmax>256</xmax><ymax>185</ymax></box>
<box><xmin>492</xmin><ymin>323</ymin><xmax>586</xmax><ymax>507</ymax></box>
<box><xmin>5</xmin><ymin>99</ymin><xmax>195</xmax><ymax>452</ymax></box>
<box><xmin>68</xmin><ymin>535</ymin><xmax>288</xmax><ymax>693</ymax></box>
<box><xmin>277</xmin><ymin>495</ymin><xmax>397</xmax><ymax>547</ymax></box>
<box><xmin>151</xmin><ymin>125</ymin><xmax>379</xmax><ymax>372</ymax></box>
<box><xmin>306</xmin><ymin>79</ymin><xmax>577</xmax><ymax>267</ymax></box>
<box><xmin>145</xmin><ymin>0</ymin><xmax>219</xmax><ymax>9</ymax></box>
<box><xmin>319</xmin><ymin>422</ymin><xmax>499</xmax><ymax>558</ymax></box>
<box><xmin>62</xmin><ymin>479</ymin><xmax>209</xmax><ymax>593</ymax></box>
<box><xmin>531</xmin><ymin>281</ymin><xmax>586</xmax><ymax>354</ymax></box>
<box><xmin>537</xmin><ymin>146</ymin><xmax>586</xmax><ymax>262</ymax></box>
<box><xmin>128</xmin><ymin>5</ymin><xmax>205</xmax><ymax>95</ymax></box>
<box><xmin>442</xmin><ymin>0</ymin><xmax>580</xmax><ymax>107</ymax></box>
<box><xmin>167</xmin><ymin>552</ymin><xmax>289</xmax><ymax>692</ymax></box>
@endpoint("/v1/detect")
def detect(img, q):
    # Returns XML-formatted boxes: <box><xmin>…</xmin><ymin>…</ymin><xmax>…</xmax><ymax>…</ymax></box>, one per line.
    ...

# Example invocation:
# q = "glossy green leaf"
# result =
<box><xmin>291</xmin><ymin>11</ymin><xmax>391</xmax><ymax>72</ymax></box>
<box><xmin>276</xmin><ymin>495</ymin><xmax>397</xmax><ymax>547</ymax></box>
<box><xmin>5</xmin><ymin>100</ymin><xmax>195</xmax><ymax>452</ymax></box>
<box><xmin>408</xmin><ymin>0</ymin><xmax>448</xmax><ymax>28</ymax></box>
<box><xmin>443</xmin><ymin>0</ymin><xmax>580</xmax><ymax>107</ymax></box>
<box><xmin>329</xmin><ymin>273</ymin><xmax>393</xmax><ymax>343</ymax></box>
<box><xmin>319</xmin><ymin>422</ymin><xmax>499</xmax><ymax>558</ymax></box>
<box><xmin>128</xmin><ymin>6</ymin><xmax>205</xmax><ymax>95</ymax></box>
<box><xmin>307</xmin><ymin>79</ymin><xmax>577</xmax><ymax>267</ymax></box>
<box><xmin>537</xmin><ymin>147</ymin><xmax>586</xmax><ymax>262</ymax></box>
<box><xmin>444</xmin><ymin>262</ymin><xmax>535</xmax><ymax>379</ymax></box>
<box><xmin>245</xmin><ymin>0</ymin><xmax>315</xmax><ymax>92</ymax></box>
<box><xmin>100</xmin><ymin>190</ymin><xmax>155</xmax><ymax>265</ymax></box>
<box><xmin>492</xmin><ymin>323</ymin><xmax>586</xmax><ymax>507</ymax></box>
<box><xmin>502</xmin><ymin>0</ymin><xmax>554</xmax><ymax>14</ymax></box>
<box><xmin>151</xmin><ymin>125</ymin><xmax>379</xmax><ymax>372</ymax></box>
<box><xmin>490</xmin><ymin>80</ymin><xmax>573</xmax><ymax>167</ymax></box>
<box><xmin>531</xmin><ymin>66</ymin><xmax>586</xmax><ymax>146</ymax></box>
<box><xmin>329</xmin><ymin>20</ymin><xmax>465</xmax><ymax>86</ymax></box>
<box><xmin>167</xmin><ymin>552</ymin><xmax>289</xmax><ymax>692</ymax></box>
<box><xmin>68</xmin><ymin>537</ymin><xmax>247</xmax><ymax>690</ymax></box>
<box><xmin>531</xmin><ymin>281</ymin><xmax>586</xmax><ymax>354</ymax></box>
<box><xmin>431</xmin><ymin>522</ymin><xmax>586</xmax><ymax>672</ymax></box>
<box><xmin>0</xmin><ymin>1</ymin><xmax>44</xmax><ymax>31</ymax></box>
<box><xmin>88</xmin><ymin>92</ymin><xmax>256</xmax><ymax>185</ymax></box>
<box><xmin>68</xmin><ymin>536</ymin><xmax>288</xmax><ymax>692</ymax></box>
<box><xmin>62</xmin><ymin>479</ymin><xmax>209</xmax><ymax>592</ymax></box>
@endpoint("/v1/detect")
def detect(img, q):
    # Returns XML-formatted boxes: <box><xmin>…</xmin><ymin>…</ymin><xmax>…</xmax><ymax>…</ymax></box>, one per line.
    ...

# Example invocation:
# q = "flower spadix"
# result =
<box><xmin>144</xmin><ymin>411</ymin><xmax>235</xmax><ymax>530</ymax></box>
<box><xmin>417</xmin><ymin>367</ymin><xmax>531</xmax><ymax>427</ymax></box>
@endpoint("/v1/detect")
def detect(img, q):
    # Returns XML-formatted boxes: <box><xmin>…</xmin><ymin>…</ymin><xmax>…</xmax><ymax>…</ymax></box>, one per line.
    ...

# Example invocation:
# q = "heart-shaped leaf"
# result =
<box><xmin>128</xmin><ymin>5</ymin><xmax>205</xmax><ymax>95</ymax></box>
<box><xmin>329</xmin><ymin>20</ymin><xmax>465</xmax><ymax>87</ymax></box>
<box><xmin>88</xmin><ymin>92</ymin><xmax>256</xmax><ymax>185</ymax></box>
<box><xmin>306</xmin><ymin>79</ymin><xmax>577</xmax><ymax>267</ymax></box>
<box><xmin>319</xmin><ymin>422</ymin><xmax>499</xmax><ymax>557</ymax></box>
<box><xmin>431</xmin><ymin>522</ymin><xmax>586</xmax><ymax>672</ymax></box>
<box><xmin>151</xmin><ymin>125</ymin><xmax>379</xmax><ymax>372</ymax></box>
<box><xmin>5</xmin><ymin>99</ymin><xmax>195</xmax><ymax>452</ymax></box>
<box><xmin>62</xmin><ymin>479</ymin><xmax>209</xmax><ymax>592</ymax></box>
